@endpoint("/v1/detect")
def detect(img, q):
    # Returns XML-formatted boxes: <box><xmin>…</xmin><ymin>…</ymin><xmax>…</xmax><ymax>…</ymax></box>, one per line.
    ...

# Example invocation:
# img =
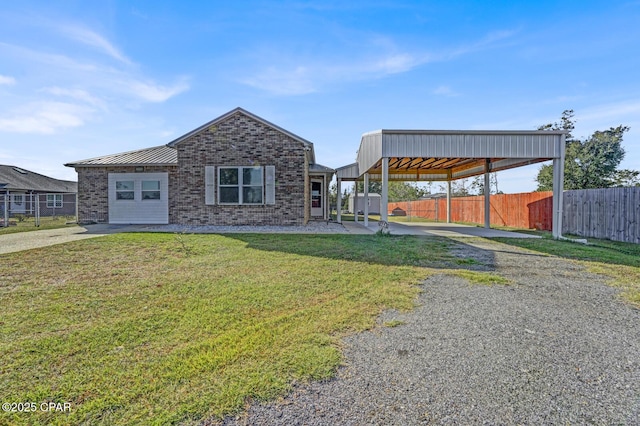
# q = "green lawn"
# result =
<box><xmin>1</xmin><ymin>232</ymin><xmax>499</xmax><ymax>425</ymax></box>
<box><xmin>0</xmin><ymin>216</ymin><xmax>77</xmax><ymax>234</ymax></box>
<box><xmin>494</xmin><ymin>236</ymin><xmax>640</xmax><ymax>306</ymax></box>
<box><xmin>3</xmin><ymin>232</ymin><xmax>636</xmax><ymax>425</ymax></box>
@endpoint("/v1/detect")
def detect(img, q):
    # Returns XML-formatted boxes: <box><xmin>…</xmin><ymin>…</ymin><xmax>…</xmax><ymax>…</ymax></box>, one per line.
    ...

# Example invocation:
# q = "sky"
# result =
<box><xmin>1</xmin><ymin>0</ymin><xmax>640</xmax><ymax>194</ymax></box>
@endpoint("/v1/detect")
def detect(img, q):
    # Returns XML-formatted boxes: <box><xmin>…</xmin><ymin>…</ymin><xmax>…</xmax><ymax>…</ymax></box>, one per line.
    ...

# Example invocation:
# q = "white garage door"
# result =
<box><xmin>108</xmin><ymin>173</ymin><xmax>169</xmax><ymax>224</ymax></box>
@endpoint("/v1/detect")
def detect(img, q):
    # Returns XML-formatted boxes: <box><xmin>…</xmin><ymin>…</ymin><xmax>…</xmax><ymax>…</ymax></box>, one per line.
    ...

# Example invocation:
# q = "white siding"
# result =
<box><xmin>108</xmin><ymin>173</ymin><xmax>169</xmax><ymax>224</ymax></box>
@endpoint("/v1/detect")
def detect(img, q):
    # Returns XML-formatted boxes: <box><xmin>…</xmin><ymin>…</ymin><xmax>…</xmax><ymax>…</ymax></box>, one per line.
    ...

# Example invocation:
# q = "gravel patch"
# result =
<box><xmin>212</xmin><ymin>238</ymin><xmax>640</xmax><ymax>425</ymax></box>
<box><xmin>140</xmin><ymin>222</ymin><xmax>348</xmax><ymax>234</ymax></box>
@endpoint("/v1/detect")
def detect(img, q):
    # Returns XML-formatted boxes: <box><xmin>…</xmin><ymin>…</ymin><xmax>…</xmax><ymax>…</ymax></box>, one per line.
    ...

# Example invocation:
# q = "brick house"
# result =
<box><xmin>0</xmin><ymin>165</ymin><xmax>77</xmax><ymax>222</ymax></box>
<box><xmin>65</xmin><ymin>108</ymin><xmax>334</xmax><ymax>225</ymax></box>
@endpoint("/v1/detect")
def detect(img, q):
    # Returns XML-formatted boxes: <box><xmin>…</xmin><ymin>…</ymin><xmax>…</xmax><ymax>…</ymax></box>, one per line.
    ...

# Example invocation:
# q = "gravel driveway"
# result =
<box><xmin>215</xmin><ymin>238</ymin><xmax>640</xmax><ymax>425</ymax></box>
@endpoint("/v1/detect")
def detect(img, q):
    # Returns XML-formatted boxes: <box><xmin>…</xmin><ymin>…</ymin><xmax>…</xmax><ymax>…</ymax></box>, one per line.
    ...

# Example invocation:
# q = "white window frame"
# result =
<box><xmin>218</xmin><ymin>166</ymin><xmax>264</xmax><ymax>205</ymax></box>
<box><xmin>141</xmin><ymin>180</ymin><xmax>161</xmax><ymax>201</ymax></box>
<box><xmin>115</xmin><ymin>181</ymin><xmax>135</xmax><ymax>201</ymax></box>
<box><xmin>13</xmin><ymin>194</ymin><xmax>23</xmax><ymax>205</ymax></box>
<box><xmin>46</xmin><ymin>194</ymin><xmax>63</xmax><ymax>208</ymax></box>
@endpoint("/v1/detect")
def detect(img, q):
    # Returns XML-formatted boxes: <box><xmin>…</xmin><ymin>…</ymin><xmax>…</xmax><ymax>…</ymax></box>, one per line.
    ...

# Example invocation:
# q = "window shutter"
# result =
<box><xmin>205</xmin><ymin>166</ymin><xmax>215</xmax><ymax>205</ymax></box>
<box><xmin>265</xmin><ymin>165</ymin><xmax>275</xmax><ymax>205</ymax></box>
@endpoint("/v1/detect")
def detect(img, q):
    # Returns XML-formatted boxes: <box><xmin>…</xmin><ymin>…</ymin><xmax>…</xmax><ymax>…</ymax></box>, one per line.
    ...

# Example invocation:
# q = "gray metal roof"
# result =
<box><xmin>309</xmin><ymin>163</ymin><xmax>335</xmax><ymax>174</ymax></box>
<box><xmin>352</xmin><ymin>129</ymin><xmax>566</xmax><ymax>182</ymax></box>
<box><xmin>0</xmin><ymin>164</ymin><xmax>77</xmax><ymax>192</ymax></box>
<box><xmin>335</xmin><ymin>163</ymin><xmax>359</xmax><ymax>180</ymax></box>
<box><xmin>65</xmin><ymin>145</ymin><xmax>177</xmax><ymax>167</ymax></box>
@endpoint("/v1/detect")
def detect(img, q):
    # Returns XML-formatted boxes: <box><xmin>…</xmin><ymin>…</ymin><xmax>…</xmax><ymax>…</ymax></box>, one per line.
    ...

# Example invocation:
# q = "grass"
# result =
<box><xmin>383</xmin><ymin>319</ymin><xmax>405</xmax><ymax>327</ymax></box>
<box><xmin>451</xmin><ymin>270</ymin><xmax>510</xmax><ymax>286</ymax></box>
<box><xmin>336</xmin><ymin>213</ymin><xmax>435</xmax><ymax>223</ymax></box>
<box><xmin>0</xmin><ymin>232</ymin><xmax>481</xmax><ymax>425</ymax></box>
<box><xmin>494</xmin><ymin>236</ymin><xmax>640</xmax><ymax>307</ymax></box>
<box><xmin>0</xmin><ymin>215</ymin><xmax>77</xmax><ymax>234</ymax></box>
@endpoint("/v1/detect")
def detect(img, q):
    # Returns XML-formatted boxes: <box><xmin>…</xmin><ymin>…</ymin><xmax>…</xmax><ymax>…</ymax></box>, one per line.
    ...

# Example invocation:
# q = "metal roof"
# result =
<box><xmin>66</xmin><ymin>108</ymin><xmax>320</xmax><ymax>169</ymax></box>
<box><xmin>65</xmin><ymin>145</ymin><xmax>178</xmax><ymax>167</ymax></box>
<box><xmin>353</xmin><ymin>129</ymin><xmax>566</xmax><ymax>182</ymax></box>
<box><xmin>309</xmin><ymin>163</ymin><xmax>335</xmax><ymax>174</ymax></box>
<box><xmin>335</xmin><ymin>163</ymin><xmax>359</xmax><ymax>180</ymax></box>
<box><xmin>0</xmin><ymin>164</ymin><xmax>77</xmax><ymax>192</ymax></box>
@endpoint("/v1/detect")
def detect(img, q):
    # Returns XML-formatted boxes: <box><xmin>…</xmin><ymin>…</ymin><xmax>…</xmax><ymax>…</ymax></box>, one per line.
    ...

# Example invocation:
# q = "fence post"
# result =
<box><xmin>3</xmin><ymin>191</ymin><xmax>8</xmax><ymax>228</ymax></box>
<box><xmin>35</xmin><ymin>194</ymin><xmax>40</xmax><ymax>227</ymax></box>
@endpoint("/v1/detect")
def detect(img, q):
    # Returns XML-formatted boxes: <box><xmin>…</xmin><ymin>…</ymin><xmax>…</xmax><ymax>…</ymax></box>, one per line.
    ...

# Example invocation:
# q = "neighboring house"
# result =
<box><xmin>0</xmin><ymin>165</ymin><xmax>77</xmax><ymax>217</ymax></box>
<box><xmin>65</xmin><ymin>108</ymin><xmax>334</xmax><ymax>225</ymax></box>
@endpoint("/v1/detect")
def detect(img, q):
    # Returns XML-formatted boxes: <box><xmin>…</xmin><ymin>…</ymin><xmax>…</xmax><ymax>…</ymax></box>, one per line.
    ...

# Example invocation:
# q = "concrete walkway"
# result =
<box><xmin>346</xmin><ymin>220</ymin><xmax>541</xmax><ymax>238</ymax></box>
<box><xmin>1</xmin><ymin>221</ymin><xmax>538</xmax><ymax>255</ymax></box>
<box><xmin>0</xmin><ymin>224</ymin><xmax>146</xmax><ymax>255</ymax></box>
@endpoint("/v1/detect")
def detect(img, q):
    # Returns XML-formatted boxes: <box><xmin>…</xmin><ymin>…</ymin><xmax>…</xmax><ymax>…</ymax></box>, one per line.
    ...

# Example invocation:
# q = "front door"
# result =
<box><xmin>310</xmin><ymin>179</ymin><xmax>323</xmax><ymax>217</ymax></box>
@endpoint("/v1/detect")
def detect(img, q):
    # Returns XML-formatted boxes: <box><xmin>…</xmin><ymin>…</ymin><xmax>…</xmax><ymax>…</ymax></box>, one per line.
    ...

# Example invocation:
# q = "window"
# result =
<box><xmin>115</xmin><ymin>181</ymin><xmax>135</xmax><ymax>200</ymax></box>
<box><xmin>218</xmin><ymin>166</ymin><xmax>263</xmax><ymax>204</ymax></box>
<box><xmin>141</xmin><ymin>180</ymin><xmax>161</xmax><ymax>200</ymax></box>
<box><xmin>13</xmin><ymin>195</ymin><xmax>23</xmax><ymax>205</ymax></box>
<box><xmin>47</xmin><ymin>194</ymin><xmax>63</xmax><ymax>208</ymax></box>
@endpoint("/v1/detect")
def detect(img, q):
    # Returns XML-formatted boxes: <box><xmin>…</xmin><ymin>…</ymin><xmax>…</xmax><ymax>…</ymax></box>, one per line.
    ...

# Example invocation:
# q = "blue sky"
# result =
<box><xmin>1</xmin><ymin>0</ymin><xmax>639</xmax><ymax>193</ymax></box>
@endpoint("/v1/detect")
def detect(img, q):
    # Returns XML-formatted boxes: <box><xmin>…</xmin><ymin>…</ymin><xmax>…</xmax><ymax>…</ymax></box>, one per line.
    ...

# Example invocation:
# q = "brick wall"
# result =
<box><xmin>172</xmin><ymin>112</ymin><xmax>307</xmax><ymax>225</ymax></box>
<box><xmin>74</xmin><ymin>166</ymin><xmax>177</xmax><ymax>224</ymax></box>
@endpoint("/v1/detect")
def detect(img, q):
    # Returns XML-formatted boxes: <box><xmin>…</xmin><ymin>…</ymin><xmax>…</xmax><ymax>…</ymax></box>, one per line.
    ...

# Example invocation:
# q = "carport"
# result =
<box><xmin>336</xmin><ymin>130</ymin><xmax>566</xmax><ymax>238</ymax></box>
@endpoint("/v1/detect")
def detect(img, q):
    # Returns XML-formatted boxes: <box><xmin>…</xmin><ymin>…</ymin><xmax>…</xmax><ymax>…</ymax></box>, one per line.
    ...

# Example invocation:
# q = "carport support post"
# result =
<box><xmin>446</xmin><ymin>181</ymin><xmax>452</xmax><ymax>223</ymax></box>
<box><xmin>354</xmin><ymin>189</ymin><xmax>358</xmax><ymax>223</ymax></box>
<box><xmin>381</xmin><ymin>157</ymin><xmax>389</xmax><ymax>223</ymax></box>
<box><xmin>363</xmin><ymin>173</ymin><xmax>369</xmax><ymax>227</ymax></box>
<box><xmin>484</xmin><ymin>159</ymin><xmax>491</xmax><ymax>229</ymax></box>
<box><xmin>336</xmin><ymin>178</ymin><xmax>342</xmax><ymax>223</ymax></box>
<box><xmin>552</xmin><ymin>134</ymin><xmax>566</xmax><ymax>239</ymax></box>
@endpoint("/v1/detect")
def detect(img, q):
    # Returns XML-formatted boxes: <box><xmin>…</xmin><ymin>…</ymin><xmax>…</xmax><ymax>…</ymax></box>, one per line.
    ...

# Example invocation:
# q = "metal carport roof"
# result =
<box><xmin>336</xmin><ymin>129</ymin><xmax>567</xmax><ymax>238</ymax></box>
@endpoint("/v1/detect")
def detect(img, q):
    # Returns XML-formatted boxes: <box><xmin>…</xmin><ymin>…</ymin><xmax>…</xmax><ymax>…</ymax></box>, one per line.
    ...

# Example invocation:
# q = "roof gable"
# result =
<box><xmin>167</xmin><ymin>107</ymin><xmax>315</xmax><ymax>163</ymax></box>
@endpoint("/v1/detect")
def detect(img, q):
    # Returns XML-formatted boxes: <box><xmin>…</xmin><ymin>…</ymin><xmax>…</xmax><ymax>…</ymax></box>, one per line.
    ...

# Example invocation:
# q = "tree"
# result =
<box><xmin>388</xmin><ymin>182</ymin><xmax>427</xmax><ymax>202</ymax></box>
<box><xmin>536</xmin><ymin>110</ymin><xmax>633</xmax><ymax>190</ymax></box>
<box><xmin>354</xmin><ymin>180</ymin><xmax>382</xmax><ymax>194</ymax></box>
<box><xmin>439</xmin><ymin>179</ymin><xmax>473</xmax><ymax>197</ymax></box>
<box><xmin>354</xmin><ymin>181</ymin><xmax>427</xmax><ymax>201</ymax></box>
<box><xmin>612</xmin><ymin>169</ymin><xmax>640</xmax><ymax>187</ymax></box>
<box><xmin>471</xmin><ymin>173</ymin><xmax>501</xmax><ymax>195</ymax></box>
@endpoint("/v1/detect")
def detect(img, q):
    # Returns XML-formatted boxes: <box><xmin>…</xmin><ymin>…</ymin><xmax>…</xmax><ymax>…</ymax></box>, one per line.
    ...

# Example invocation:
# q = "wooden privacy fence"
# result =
<box><xmin>389</xmin><ymin>188</ymin><xmax>640</xmax><ymax>243</ymax></box>
<box><xmin>563</xmin><ymin>187</ymin><xmax>640</xmax><ymax>244</ymax></box>
<box><xmin>388</xmin><ymin>191</ymin><xmax>554</xmax><ymax>231</ymax></box>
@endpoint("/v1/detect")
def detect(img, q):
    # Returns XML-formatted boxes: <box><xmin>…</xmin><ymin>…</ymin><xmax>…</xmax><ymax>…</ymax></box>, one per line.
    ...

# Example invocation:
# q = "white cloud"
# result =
<box><xmin>0</xmin><ymin>74</ymin><xmax>16</xmax><ymax>85</ymax></box>
<box><xmin>242</xmin><ymin>52</ymin><xmax>425</xmax><ymax>95</ymax></box>
<box><xmin>242</xmin><ymin>66</ymin><xmax>316</xmax><ymax>96</ymax></box>
<box><xmin>580</xmin><ymin>100</ymin><xmax>640</xmax><ymax>122</ymax></box>
<box><xmin>124</xmin><ymin>77</ymin><xmax>191</xmax><ymax>102</ymax></box>
<box><xmin>242</xmin><ymin>29</ymin><xmax>515</xmax><ymax>96</ymax></box>
<box><xmin>43</xmin><ymin>87</ymin><xmax>106</xmax><ymax>109</ymax></box>
<box><xmin>0</xmin><ymin>38</ymin><xmax>190</xmax><ymax>104</ymax></box>
<box><xmin>433</xmin><ymin>86</ymin><xmax>459</xmax><ymax>97</ymax></box>
<box><xmin>57</xmin><ymin>24</ymin><xmax>133</xmax><ymax>65</ymax></box>
<box><xmin>371</xmin><ymin>53</ymin><xmax>421</xmax><ymax>75</ymax></box>
<box><xmin>0</xmin><ymin>102</ymin><xmax>90</xmax><ymax>134</ymax></box>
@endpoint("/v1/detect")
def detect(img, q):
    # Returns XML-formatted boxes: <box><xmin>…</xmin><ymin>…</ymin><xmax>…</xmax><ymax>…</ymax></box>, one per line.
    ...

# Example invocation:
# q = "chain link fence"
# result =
<box><xmin>1</xmin><ymin>192</ymin><xmax>76</xmax><ymax>228</ymax></box>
